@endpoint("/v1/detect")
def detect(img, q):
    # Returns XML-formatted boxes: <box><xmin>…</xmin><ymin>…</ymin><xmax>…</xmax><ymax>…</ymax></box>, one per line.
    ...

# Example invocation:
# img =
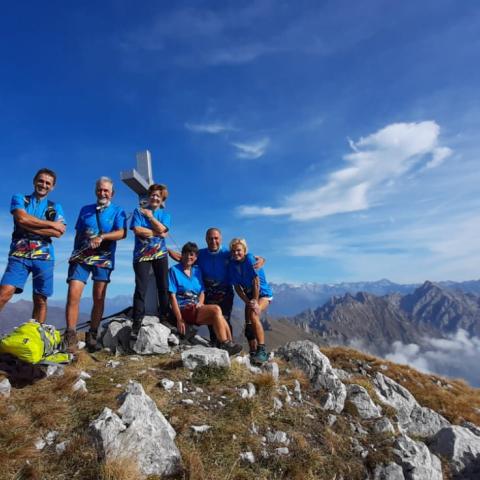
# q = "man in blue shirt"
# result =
<box><xmin>63</xmin><ymin>176</ymin><xmax>127</xmax><ymax>352</ymax></box>
<box><xmin>0</xmin><ymin>168</ymin><xmax>66</xmax><ymax>324</ymax></box>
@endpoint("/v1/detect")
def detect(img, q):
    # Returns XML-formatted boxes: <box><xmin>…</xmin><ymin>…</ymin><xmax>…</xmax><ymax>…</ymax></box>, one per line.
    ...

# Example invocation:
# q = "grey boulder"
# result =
<box><xmin>429</xmin><ymin>425</ymin><xmax>480</xmax><ymax>479</ymax></box>
<box><xmin>181</xmin><ymin>346</ymin><xmax>230</xmax><ymax>370</ymax></box>
<box><xmin>100</xmin><ymin>318</ymin><xmax>133</xmax><ymax>354</ymax></box>
<box><xmin>90</xmin><ymin>381</ymin><xmax>181</xmax><ymax>478</ymax></box>
<box><xmin>373</xmin><ymin>373</ymin><xmax>449</xmax><ymax>438</ymax></box>
<box><xmin>393</xmin><ymin>434</ymin><xmax>442</xmax><ymax>480</ymax></box>
<box><xmin>131</xmin><ymin>318</ymin><xmax>171</xmax><ymax>355</ymax></box>
<box><xmin>277</xmin><ymin>340</ymin><xmax>346</xmax><ymax>413</ymax></box>
<box><xmin>346</xmin><ymin>384</ymin><xmax>382</xmax><ymax>419</ymax></box>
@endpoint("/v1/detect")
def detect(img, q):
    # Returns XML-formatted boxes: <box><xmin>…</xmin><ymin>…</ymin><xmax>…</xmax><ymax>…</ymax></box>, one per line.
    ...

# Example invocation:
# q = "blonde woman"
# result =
<box><xmin>228</xmin><ymin>238</ymin><xmax>272</xmax><ymax>364</ymax></box>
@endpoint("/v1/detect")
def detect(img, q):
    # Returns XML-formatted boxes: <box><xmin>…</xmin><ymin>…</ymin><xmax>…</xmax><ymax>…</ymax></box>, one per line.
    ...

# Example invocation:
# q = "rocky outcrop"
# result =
<box><xmin>373</xmin><ymin>372</ymin><xmax>450</xmax><ymax>437</ymax></box>
<box><xmin>90</xmin><ymin>381</ymin><xmax>181</xmax><ymax>478</ymax></box>
<box><xmin>277</xmin><ymin>340</ymin><xmax>346</xmax><ymax>413</ymax></box>
<box><xmin>429</xmin><ymin>425</ymin><xmax>480</xmax><ymax>479</ymax></box>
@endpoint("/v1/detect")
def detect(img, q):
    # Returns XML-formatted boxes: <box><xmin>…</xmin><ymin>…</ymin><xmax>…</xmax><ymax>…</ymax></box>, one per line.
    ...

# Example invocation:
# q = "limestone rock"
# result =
<box><xmin>429</xmin><ymin>425</ymin><xmax>480</xmax><ymax>479</ymax></box>
<box><xmin>181</xmin><ymin>346</ymin><xmax>230</xmax><ymax>370</ymax></box>
<box><xmin>393</xmin><ymin>434</ymin><xmax>442</xmax><ymax>480</ymax></box>
<box><xmin>90</xmin><ymin>381</ymin><xmax>181</xmax><ymax>478</ymax></box>
<box><xmin>373</xmin><ymin>417</ymin><xmax>395</xmax><ymax>434</ymax></box>
<box><xmin>131</xmin><ymin>321</ymin><xmax>171</xmax><ymax>355</ymax></box>
<box><xmin>278</xmin><ymin>340</ymin><xmax>346</xmax><ymax>413</ymax></box>
<box><xmin>72</xmin><ymin>378</ymin><xmax>88</xmax><ymax>393</ymax></box>
<box><xmin>46</xmin><ymin>365</ymin><xmax>64</xmax><ymax>378</ymax></box>
<box><xmin>266</xmin><ymin>430</ymin><xmax>289</xmax><ymax>445</ymax></box>
<box><xmin>263</xmin><ymin>362</ymin><xmax>279</xmax><ymax>382</ymax></box>
<box><xmin>373</xmin><ymin>462</ymin><xmax>405</xmax><ymax>480</ymax></box>
<box><xmin>191</xmin><ymin>425</ymin><xmax>211</xmax><ymax>433</ymax></box>
<box><xmin>346</xmin><ymin>384</ymin><xmax>382</xmax><ymax>419</ymax></box>
<box><xmin>240</xmin><ymin>451</ymin><xmax>255</xmax><ymax>464</ymax></box>
<box><xmin>373</xmin><ymin>373</ymin><xmax>449</xmax><ymax>438</ymax></box>
<box><xmin>100</xmin><ymin>318</ymin><xmax>133</xmax><ymax>354</ymax></box>
<box><xmin>0</xmin><ymin>378</ymin><xmax>11</xmax><ymax>398</ymax></box>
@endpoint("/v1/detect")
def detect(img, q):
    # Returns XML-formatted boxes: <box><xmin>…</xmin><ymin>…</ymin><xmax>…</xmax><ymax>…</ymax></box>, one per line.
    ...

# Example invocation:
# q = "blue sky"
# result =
<box><xmin>1</xmin><ymin>0</ymin><xmax>480</xmax><ymax>300</ymax></box>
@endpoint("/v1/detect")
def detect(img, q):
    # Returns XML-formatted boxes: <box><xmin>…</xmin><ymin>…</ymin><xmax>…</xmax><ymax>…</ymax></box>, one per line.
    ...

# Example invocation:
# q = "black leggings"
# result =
<box><xmin>132</xmin><ymin>255</ymin><xmax>169</xmax><ymax>321</ymax></box>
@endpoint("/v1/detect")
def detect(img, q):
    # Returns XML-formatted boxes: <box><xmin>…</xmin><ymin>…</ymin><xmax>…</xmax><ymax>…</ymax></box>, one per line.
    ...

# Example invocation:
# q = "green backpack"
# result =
<box><xmin>0</xmin><ymin>320</ymin><xmax>72</xmax><ymax>365</ymax></box>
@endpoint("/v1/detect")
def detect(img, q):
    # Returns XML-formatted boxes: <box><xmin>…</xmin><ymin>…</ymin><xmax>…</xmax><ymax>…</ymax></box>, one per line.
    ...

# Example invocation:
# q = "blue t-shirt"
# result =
<box><xmin>168</xmin><ymin>264</ymin><xmax>204</xmax><ymax>308</ymax></box>
<box><xmin>228</xmin><ymin>253</ymin><xmax>272</xmax><ymax>298</ymax></box>
<box><xmin>9</xmin><ymin>193</ymin><xmax>66</xmax><ymax>261</ymax></box>
<box><xmin>130</xmin><ymin>207</ymin><xmax>171</xmax><ymax>262</ymax></box>
<box><xmin>69</xmin><ymin>203</ymin><xmax>127</xmax><ymax>269</ymax></box>
<box><xmin>196</xmin><ymin>247</ymin><xmax>233</xmax><ymax>296</ymax></box>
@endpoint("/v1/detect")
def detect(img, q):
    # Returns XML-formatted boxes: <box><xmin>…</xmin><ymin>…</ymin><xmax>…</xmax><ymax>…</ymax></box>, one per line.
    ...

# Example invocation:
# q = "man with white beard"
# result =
<box><xmin>63</xmin><ymin>177</ymin><xmax>127</xmax><ymax>352</ymax></box>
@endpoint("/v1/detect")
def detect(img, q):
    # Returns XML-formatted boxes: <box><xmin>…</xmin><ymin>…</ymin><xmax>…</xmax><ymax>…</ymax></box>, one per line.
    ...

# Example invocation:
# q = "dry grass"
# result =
<box><xmin>100</xmin><ymin>456</ymin><xmax>142</xmax><ymax>480</ymax></box>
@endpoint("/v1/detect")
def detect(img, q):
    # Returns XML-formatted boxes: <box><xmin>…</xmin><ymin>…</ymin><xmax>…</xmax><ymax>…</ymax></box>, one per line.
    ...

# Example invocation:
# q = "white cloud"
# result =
<box><xmin>185</xmin><ymin>122</ymin><xmax>236</xmax><ymax>134</ymax></box>
<box><xmin>385</xmin><ymin>330</ymin><xmax>480</xmax><ymax>387</ymax></box>
<box><xmin>231</xmin><ymin>137</ymin><xmax>270</xmax><ymax>159</ymax></box>
<box><xmin>238</xmin><ymin>121</ymin><xmax>452</xmax><ymax>220</ymax></box>
<box><xmin>425</xmin><ymin>146</ymin><xmax>453</xmax><ymax>169</ymax></box>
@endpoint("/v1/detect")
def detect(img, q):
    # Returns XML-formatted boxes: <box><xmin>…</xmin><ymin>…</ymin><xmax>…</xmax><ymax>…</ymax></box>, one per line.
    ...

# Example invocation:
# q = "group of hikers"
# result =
<box><xmin>0</xmin><ymin>168</ymin><xmax>273</xmax><ymax>365</ymax></box>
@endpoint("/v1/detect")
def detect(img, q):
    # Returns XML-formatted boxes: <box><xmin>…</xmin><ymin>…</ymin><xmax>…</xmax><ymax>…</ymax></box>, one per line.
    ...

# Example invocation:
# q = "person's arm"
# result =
<box><xmin>197</xmin><ymin>291</ymin><xmax>205</xmax><ymax>308</ymax></box>
<box><xmin>251</xmin><ymin>276</ymin><xmax>260</xmax><ymax>302</ymax></box>
<box><xmin>168</xmin><ymin>249</ymin><xmax>182</xmax><ymax>262</ymax></box>
<box><xmin>253</xmin><ymin>256</ymin><xmax>266</xmax><ymax>269</ymax></box>
<box><xmin>89</xmin><ymin>228</ymin><xmax>126</xmax><ymax>249</ymax></box>
<box><xmin>132</xmin><ymin>226</ymin><xmax>154</xmax><ymax>239</ymax></box>
<box><xmin>13</xmin><ymin>210</ymin><xmax>66</xmax><ymax>237</ymax></box>
<box><xmin>140</xmin><ymin>208</ymin><xmax>168</xmax><ymax>236</ymax></box>
<box><xmin>234</xmin><ymin>284</ymin><xmax>250</xmax><ymax>305</ymax></box>
<box><xmin>169</xmin><ymin>293</ymin><xmax>185</xmax><ymax>335</ymax></box>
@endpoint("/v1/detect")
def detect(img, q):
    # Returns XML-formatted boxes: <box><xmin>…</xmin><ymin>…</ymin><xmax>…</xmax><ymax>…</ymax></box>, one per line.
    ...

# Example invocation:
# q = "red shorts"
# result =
<box><xmin>180</xmin><ymin>304</ymin><xmax>200</xmax><ymax>325</ymax></box>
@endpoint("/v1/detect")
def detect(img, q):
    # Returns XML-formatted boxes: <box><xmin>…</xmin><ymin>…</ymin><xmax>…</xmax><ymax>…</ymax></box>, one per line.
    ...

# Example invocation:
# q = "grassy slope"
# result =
<box><xmin>1</xmin><ymin>343</ymin><xmax>479</xmax><ymax>480</ymax></box>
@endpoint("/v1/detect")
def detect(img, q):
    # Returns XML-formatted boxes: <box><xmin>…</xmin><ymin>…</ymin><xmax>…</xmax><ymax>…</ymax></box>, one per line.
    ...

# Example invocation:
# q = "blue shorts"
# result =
<box><xmin>67</xmin><ymin>262</ymin><xmax>112</xmax><ymax>284</ymax></box>
<box><xmin>0</xmin><ymin>257</ymin><xmax>54</xmax><ymax>297</ymax></box>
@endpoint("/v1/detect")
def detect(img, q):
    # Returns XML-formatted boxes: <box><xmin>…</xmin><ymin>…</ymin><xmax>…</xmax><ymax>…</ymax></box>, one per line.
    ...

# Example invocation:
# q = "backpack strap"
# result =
<box><xmin>37</xmin><ymin>324</ymin><xmax>56</xmax><ymax>358</ymax></box>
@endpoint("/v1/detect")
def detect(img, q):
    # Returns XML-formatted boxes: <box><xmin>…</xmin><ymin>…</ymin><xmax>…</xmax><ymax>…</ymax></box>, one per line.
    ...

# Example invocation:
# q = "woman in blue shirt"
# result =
<box><xmin>228</xmin><ymin>238</ymin><xmax>272</xmax><ymax>365</ymax></box>
<box><xmin>169</xmin><ymin>242</ymin><xmax>242</xmax><ymax>356</ymax></box>
<box><xmin>130</xmin><ymin>184</ymin><xmax>171</xmax><ymax>336</ymax></box>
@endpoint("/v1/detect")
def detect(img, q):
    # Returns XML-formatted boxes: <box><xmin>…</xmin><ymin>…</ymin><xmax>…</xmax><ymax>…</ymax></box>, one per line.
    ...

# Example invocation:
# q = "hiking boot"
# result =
<box><xmin>219</xmin><ymin>340</ymin><xmax>243</xmax><ymax>356</ymax></box>
<box><xmin>85</xmin><ymin>329</ymin><xmax>100</xmax><ymax>353</ymax></box>
<box><xmin>252</xmin><ymin>345</ymin><xmax>269</xmax><ymax>365</ymax></box>
<box><xmin>63</xmin><ymin>329</ymin><xmax>78</xmax><ymax>353</ymax></box>
<box><xmin>130</xmin><ymin>320</ymin><xmax>142</xmax><ymax>341</ymax></box>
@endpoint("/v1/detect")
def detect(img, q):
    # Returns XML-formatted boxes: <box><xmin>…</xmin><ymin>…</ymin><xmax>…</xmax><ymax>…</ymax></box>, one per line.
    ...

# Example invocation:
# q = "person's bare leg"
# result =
<box><xmin>247</xmin><ymin>298</ymin><xmax>270</xmax><ymax>345</ymax></box>
<box><xmin>66</xmin><ymin>280</ymin><xmax>85</xmax><ymax>330</ymax></box>
<box><xmin>0</xmin><ymin>284</ymin><xmax>16</xmax><ymax>312</ymax></box>
<box><xmin>90</xmin><ymin>281</ymin><xmax>108</xmax><ymax>331</ymax></box>
<box><xmin>32</xmin><ymin>293</ymin><xmax>47</xmax><ymax>324</ymax></box>
<box><xmin>196</xmin><ymin>305</ymin><xmax>230</xmax><ymax>342</ymax></box>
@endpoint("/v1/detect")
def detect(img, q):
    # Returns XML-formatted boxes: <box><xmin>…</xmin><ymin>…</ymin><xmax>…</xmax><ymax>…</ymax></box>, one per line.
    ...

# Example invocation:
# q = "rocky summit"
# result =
<box><xmin>0</xmin><ymin>317</ymin><xmax>479</xmax><ymax>479</ymax></box>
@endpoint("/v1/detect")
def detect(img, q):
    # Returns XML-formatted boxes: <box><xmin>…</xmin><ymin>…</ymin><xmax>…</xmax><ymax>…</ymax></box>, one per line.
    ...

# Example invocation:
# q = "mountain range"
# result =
<box><xmin>289</xmin><ymin>280</ymin><xmax>480</xmax><ymax>353</ymax></box>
